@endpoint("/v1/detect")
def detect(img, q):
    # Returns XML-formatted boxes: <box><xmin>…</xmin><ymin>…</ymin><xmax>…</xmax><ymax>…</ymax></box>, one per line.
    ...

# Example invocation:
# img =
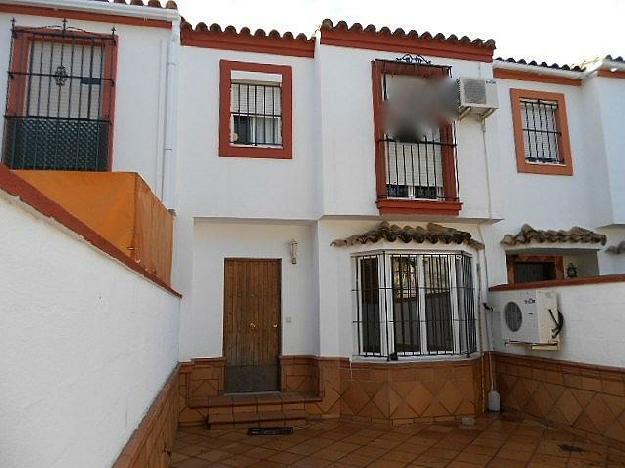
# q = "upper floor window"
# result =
<box><xmin>510</xmin><ymin>89</ymin><xmax>573</xmax><ymax>176</ymax></box>
<box><xmin>2</xmin><ymin>22</ymin><xmax>117</xmax><ymax>171</ymax></box>
<box><xmin>219</xmin><ymin>60</ymin><xmax>292</xmax><ymax>159</ymax></box>
<box><xmin>372</xmin><ymin>59</ymin><xmax>461</xmax><ymax>216</ymax></box>
<box><xmin>353</xmin><ymin>251</ymin><xmax>477</xmax><ymax>358</ymax></box>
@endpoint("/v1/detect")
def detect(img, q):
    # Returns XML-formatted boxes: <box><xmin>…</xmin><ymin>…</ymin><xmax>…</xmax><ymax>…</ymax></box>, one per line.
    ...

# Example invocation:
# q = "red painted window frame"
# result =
<box><xmin>371</xmin><ymin>60</ymin><xmax>462</xmax><ymax>216</ymax></box>
<box><xmin>5</xmin><ymin>27</ymin><xmax>118</xmax><ymax>171</ymax></box>
<box><xmin>510</xmin><ymin>89</ymin><xmax>573</xmax><ymax>176</ymax></box>
<box><xmin>219</xmin><ymin>60</ymin><xmax>292</xmax><ymax>159</ymax></box>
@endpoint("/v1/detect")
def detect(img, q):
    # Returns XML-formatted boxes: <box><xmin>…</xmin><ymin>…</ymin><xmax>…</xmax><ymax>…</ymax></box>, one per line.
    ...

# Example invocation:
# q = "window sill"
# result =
<box><xmin>517</xmin><ymin>160</ymin><xmax>573</xmax><ymax>176</ymax></box>
<box><xmin>351</xmin><ymin>353</ymin><xmax>480</xmax><ymax>364</ymax></box>
<box><xmin>219</xmin><ymin>143</ymin><xmax>291</xmax><ymax>159</ymax></box>
<box><xmin>376</xmin><ymin>198</ymin><xmax>462</xmax><ymax>215</ymax></box>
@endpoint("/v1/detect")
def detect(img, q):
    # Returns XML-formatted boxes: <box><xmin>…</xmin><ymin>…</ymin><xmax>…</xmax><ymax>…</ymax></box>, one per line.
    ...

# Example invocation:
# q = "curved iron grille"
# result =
<box><xmin>3</xmin><ymin>20</ymin><xmax>116</xmax><ymax>171</ymax></box>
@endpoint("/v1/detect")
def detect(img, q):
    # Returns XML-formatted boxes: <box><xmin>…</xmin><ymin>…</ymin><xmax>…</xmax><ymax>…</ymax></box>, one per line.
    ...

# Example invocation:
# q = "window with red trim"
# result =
<box><xmin>510</xmin><ymin>89</ymin><xmax>573</xmax><ymax>176</ymax></box>
<box><xmin>2</xmin><ymin>22</ymin><xmax>117</xmax><ymax>171</ymax></box>
<box><xmin>371</xmin><ymin>60</ymin><xmax>461</xmax><ymax>216</ymax></box>
<box><xmin>219</xmin><ymin>60</ymin><xmax>292</xmax><ymax>159</ymax></box>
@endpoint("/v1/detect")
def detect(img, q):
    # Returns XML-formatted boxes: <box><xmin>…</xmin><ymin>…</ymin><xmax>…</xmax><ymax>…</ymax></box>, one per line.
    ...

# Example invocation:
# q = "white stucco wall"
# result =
<box><xmin>181</xmin><ymin>220</ymin><xmax>318</xmax><ymax>360</ymax></box>
<box><xmin>488</xmin><ymin>281</ymin><xmax>625</xmax><ymax>368</ymax></box>
<box><xmin>0</xmin><ymin>192</ymin><xmax>180</xmax><ymax>468</ymax></box>
<box><xmin>0</xmin><ymin>12</ymin><xmax>173</xmax><ymax>196</ymax></box>
<box><xmin>176</xmin><ymin>47</ymin><xmax>319</xmax><ymax>221</ymax></box>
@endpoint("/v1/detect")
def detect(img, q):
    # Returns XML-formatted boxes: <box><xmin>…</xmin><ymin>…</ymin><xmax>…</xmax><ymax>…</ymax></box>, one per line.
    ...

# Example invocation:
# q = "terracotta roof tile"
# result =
<box><xmin>179</xmin><ymin>19</ymin><xmax>312</xmax><ymax>42</ymax></box>
<box><xmin>501</xmin><ymin>224</ymin><xmax>607</xmax><ymax>247</ymax></box>
<box><xmin>495</xmin><ymin>57</ymin><xmax>585</xmax><ymax>72</ymax></box>
<box><xmin>107</xmin><ymin>0</ymin><xmax>178</xmax><ymax>9</ymax></box>
<box><xmin>605</xmin><ymin>55</ymin><xmax>625</xmax><ymax>63</ymax></box>
<box><xmin>331</xmin><ymin>221</ymin><xmax>485</xmax><ymax>250</ymax></box>
<box><xmin>320</xmin><ymin>19</ymin><xmax>496</xmax><ymax>49</ymax></box>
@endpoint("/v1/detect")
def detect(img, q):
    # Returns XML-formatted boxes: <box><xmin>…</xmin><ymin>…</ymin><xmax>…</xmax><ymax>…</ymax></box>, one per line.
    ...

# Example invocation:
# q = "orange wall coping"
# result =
<box><xmin>0</xmin><ymin>164</ymin><xmax>181</xmax><ymax>298</ymax></box>
<box><xmin>489</xmin><ymin>274</ymin><xmax>625</xmax><ymax>292</ymax></box>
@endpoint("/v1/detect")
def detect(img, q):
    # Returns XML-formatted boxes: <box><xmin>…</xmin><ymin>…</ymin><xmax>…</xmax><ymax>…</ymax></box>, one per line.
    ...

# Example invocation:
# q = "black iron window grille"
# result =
<box><xmin>520</xmin><ymin>98</ymin><xmax>563</xmax><ymax>164</ymax></box>
<box><xmin>231</xmin><ymin>82</ymin><xmax>282</xmax><ymax>147</ymax></box>
<box><xmin>3</xmin><ymin>20</ymin><xmax>116</xmax><ymax>171</ymax></box>
<box><xmin>381</xmin><ymin>72</ymin><xmax>458</xmax><ymax>202</ymax></box>
<box><xmin>352</xmin><ymin>251</ymin><xmax>477</xmax><ymax>358</ymax></box>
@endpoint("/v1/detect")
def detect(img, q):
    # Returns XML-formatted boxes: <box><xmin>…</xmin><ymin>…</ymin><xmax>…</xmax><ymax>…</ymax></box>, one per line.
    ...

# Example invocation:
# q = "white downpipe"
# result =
<box><xmin>162</xmin><ymin>19</ymin><xmax>179</xmax><ymax>210</ymax></box>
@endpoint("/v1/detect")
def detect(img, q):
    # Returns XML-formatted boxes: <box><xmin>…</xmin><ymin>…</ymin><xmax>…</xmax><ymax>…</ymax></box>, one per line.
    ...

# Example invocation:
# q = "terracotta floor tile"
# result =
<box><xmin>169</xmin><ymin>414</ymin><xmax>625</xmax><ymax>468</ymax></box>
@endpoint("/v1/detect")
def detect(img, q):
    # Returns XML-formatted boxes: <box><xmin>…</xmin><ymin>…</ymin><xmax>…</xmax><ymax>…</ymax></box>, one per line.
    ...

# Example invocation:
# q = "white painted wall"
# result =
<box><xmin>0</xmin><ymin>12</ymin><xmax>173</xmax><ymax>196</ymax></box>
<box><xmin>0</xmin><ymin>192</ymin><xmax>180</xmax><ymax>468</ymax></box>
<box><xmin>489</xmin><ymin>281</ymin><xmax>625</xmax><ymax>368</ymax></box>
<box><xmin>176</xmin><ymin>47</ymin><xmax>319</xmax><ymax>221</ymax></box>
<box><xmin>182</xmin><ymin>220</ymin><xmax>318</xmax><ymax>360</ymax></box>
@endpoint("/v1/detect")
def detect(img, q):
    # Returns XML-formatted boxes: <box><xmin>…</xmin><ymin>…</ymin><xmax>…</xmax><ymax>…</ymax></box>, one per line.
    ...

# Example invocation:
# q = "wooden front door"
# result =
<box><xmin>223</xmin><ymin>259</ymin><xmax>281</xmax><ymax>393</ymax></box>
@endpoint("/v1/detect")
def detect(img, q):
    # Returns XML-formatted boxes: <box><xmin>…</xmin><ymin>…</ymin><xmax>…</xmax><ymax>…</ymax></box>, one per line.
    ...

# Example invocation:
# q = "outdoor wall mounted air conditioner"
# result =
<box><xmin>491</xmin><ymin>289</ymin><xmax>561</xmax><ymax>345</ymax></box>
<box><xmin>457</xmin><ymin>77</ymin><xmax>498</xmax><ymax>120</ymax></box>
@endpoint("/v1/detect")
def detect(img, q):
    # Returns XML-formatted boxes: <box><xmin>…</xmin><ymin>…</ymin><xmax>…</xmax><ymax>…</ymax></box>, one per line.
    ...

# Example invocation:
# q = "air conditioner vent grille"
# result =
<box><xmin>463</xmin><ymin>78</ymin><xmax>487</xmax><ymax>105</ymax></box>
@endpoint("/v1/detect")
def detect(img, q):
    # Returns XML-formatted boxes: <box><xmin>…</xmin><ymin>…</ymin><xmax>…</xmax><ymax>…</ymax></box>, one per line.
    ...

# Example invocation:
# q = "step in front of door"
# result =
<box><xmin>208</xmin><ymin>408</ymin><xmax>309</xmax><ymax>428</ymax></box>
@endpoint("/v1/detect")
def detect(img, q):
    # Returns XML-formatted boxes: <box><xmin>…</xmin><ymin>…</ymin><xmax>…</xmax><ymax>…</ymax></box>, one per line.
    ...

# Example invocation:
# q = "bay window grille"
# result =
<box><xmin>231</xmin><ymin>82</ymin><xmax>282</xmax><ymax>147</ymax></box>
<box><xmin>520</xmin><ymin>98</ymin><xmax>562</xmax><ymax>164</ymax></box>
<box><xmin>353</xmin><ymin>251</ymin><xmax>476</xmax><ymax>358</ymax></box>
<box><xmin>3</xmin><ymin>21</ymin><xmax>116</xmax><ymax>171</ymax></box>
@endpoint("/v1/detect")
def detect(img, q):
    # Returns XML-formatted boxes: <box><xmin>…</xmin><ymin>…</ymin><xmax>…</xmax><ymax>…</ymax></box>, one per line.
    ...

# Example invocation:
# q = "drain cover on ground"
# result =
<box><xmin>559</xmin><ymin>443</ymin><xmax>584</xmax><ymax>453</ymax></box>
<box><xmin>247</xmin><ymin>427</ymin><xmax>294</xmax><ymax>436</ymax></box>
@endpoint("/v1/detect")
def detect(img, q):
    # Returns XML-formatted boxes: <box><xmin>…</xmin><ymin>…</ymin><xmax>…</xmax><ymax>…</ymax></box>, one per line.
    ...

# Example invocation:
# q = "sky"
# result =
<box><xmin>175</xmin><ymin>0</ymin><xmax>624</xmax><ymax>66</ymax></box>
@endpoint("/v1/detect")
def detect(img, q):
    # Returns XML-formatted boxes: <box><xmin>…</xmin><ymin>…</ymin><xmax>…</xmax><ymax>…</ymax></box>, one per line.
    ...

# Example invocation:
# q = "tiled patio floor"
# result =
<box><xmin>170</xmin><ymin>413</ymin><xmax>625</xmax><ymax>467</ymax></box>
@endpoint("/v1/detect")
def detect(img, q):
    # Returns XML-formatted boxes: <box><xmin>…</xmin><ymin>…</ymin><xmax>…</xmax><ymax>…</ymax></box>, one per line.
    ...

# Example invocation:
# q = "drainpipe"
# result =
<box><xmin>162</xmin><ymin>18</ymin><xmax>179</xmax><ymax>210</ymax></box>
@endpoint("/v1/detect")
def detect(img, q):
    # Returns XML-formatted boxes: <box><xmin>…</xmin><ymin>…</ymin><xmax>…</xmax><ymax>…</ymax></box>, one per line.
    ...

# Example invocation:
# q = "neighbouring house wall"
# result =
<box><xmin>488</xmin><ymin>281</ymin><xmax>625</xmax><ymax>447</ymax></box>
<box><xmin>0</xmin><ymin>191</ymin><xmax>180</xmax><ymax>468</ymax></box>
<box><xmin>0</xmin><ymin>12</ymin><xmax>173</xmax><ymax>196</ymax></box>
<box><xmin>489</xmin><ymin>281</ymin><xmax>625</xmax><ymax>367</ymax></box>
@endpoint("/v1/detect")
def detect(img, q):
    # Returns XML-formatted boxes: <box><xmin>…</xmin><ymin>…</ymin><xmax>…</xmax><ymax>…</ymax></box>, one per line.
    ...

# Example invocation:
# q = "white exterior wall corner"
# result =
<box><xmin>0</xmin><ymin>11</ymin><xmax>174</xmax><ymax>197</ymax></box>
<box><xmin>0</xmin><ymin>192</ymin><xmax>180</xmax><ymax>468</ymax></box>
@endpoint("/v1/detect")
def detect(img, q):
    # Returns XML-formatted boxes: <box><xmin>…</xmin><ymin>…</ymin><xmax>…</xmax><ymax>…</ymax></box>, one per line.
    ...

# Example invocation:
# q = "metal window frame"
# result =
<box><xmin>351</xmin><ymin>249</ymin><xmax>478</xmax><ymax>360</ymax></box>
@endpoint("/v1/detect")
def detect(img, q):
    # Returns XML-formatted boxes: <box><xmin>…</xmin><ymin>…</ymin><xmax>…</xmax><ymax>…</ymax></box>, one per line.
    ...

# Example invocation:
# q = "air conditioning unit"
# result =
<box><xmin>457</xmin><ymin>77</ymin><xmax>498</xmax><ymax>120</ymax></box>
<box><xmin>490</xmin><ymin>289</ymin><xmax>561</xmax><ymax>345</ymax></box>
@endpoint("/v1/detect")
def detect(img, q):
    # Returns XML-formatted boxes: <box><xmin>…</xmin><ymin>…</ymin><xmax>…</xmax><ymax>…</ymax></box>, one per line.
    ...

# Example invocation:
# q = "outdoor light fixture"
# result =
<box><xmin>566</xmin><ymin>263</ymin><xmax>578</xmax><ymax>278</ymax></box>
<box><xmin>289</xmin><ymin>239</ymin><xmax>298</xmax><ymax>264</ymax></box>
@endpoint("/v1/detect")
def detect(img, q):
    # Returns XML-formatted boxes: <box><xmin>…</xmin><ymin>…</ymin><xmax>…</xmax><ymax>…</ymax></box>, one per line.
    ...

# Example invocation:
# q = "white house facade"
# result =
<box><xmin>2</xmin><ymin>0</ymin><xmax>625</xmax><ymax>465</ymax></box>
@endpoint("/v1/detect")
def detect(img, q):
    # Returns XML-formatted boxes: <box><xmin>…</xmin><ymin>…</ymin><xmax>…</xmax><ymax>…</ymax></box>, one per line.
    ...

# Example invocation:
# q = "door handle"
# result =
<box><xmin>249</xmin><ymin>322</ymin><xmax>256</xmax><ymax>330</ymax></box>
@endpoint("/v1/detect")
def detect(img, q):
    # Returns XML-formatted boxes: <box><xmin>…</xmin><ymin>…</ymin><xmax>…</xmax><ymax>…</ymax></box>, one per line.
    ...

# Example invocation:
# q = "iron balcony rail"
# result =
<box><xmin>2</xmin><ymin>20</ymin><xmax>116</xmax><ymax>171</ymax></box>
<box><xmin>352</xmin><ymin>251</ymin><xmax>477</xmax><ymax>359</ymax></box>
<box><xmin>382</xmin><ymin>135</ymin><xmax>458</xmax><ymax>202</ymax></box>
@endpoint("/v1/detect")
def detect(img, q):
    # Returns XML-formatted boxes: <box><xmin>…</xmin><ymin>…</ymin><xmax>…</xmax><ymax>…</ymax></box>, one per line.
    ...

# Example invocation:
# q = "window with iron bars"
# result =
<box><xmin>520</xmin><ymin>98</ymin><xmax>563</xmax><ymax>164</ymax></box>
<box><xmin>352</xmin><ymin>251</ymin><xmax>477</xmax><ymax>358</ymax></box>
<box><xmin>380</xmin><ymin>72</ymin><xmax>458</xmax><ymax>203</ymax></box>
<box><xmin>2</xmin><ymin>21</ymin><xmax>116</xmax><ymax>171</ymax></box>
<box><xmin>230</xmin><ymin>82</ymin><xmax>282</xmax><ymax>147</ymax></box>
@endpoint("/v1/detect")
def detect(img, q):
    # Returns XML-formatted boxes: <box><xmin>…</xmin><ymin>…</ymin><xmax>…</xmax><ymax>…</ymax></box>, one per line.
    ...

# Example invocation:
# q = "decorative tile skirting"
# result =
<box><xmin>177</xmin><ymin>355</ymin><xmax>487</xmax><ymax>426</ymax></box>
<box><xmin>494</xmin><ymin>352</ymin><xmax>625</xmax><ymax>451</ymax></box>
<box><xmin>113</xmin><ymin>365</ymin><xmax>179</xmax><ymax>468</ymax></box>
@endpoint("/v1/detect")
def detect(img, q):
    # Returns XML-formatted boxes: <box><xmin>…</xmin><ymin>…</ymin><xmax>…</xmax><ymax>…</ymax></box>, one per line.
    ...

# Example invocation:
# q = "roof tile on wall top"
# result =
<box><xmin>179</xmin><ymin>20</ymin><xmax>312</xmax><ymax>42</ymax></box>
<box><xmin>111</xmin><ymin>0</ymin><xmax>178</xmax><ymax>9</ymax></box>
<box><xmin>319</xmin><ymin>18</ymin><xmax>496</xmax><ymax>49</ymax></box>
<box><xmin>495</xmin><ymin>57</ymin><xmax>585</xmax><ymax>72</ymax></box>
